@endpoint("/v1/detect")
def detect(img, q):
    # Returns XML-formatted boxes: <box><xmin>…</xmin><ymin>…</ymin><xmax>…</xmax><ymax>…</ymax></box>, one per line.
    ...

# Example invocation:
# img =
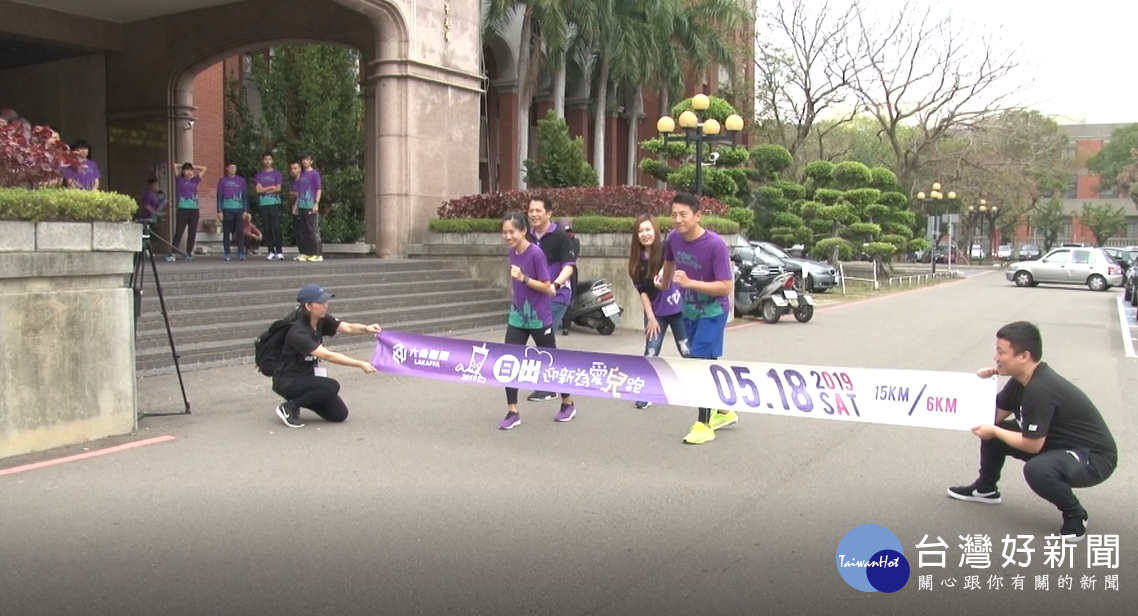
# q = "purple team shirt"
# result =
<box><xmin>508</xmin><ymin>243</ymin><xmax>553</xmax><ymax>329</ymax></box>
<box><xmin>62</xmin><ymin>159</ymin><xmax>100</xmax><ymax>190</ymax></box>
<box><xmin>255</xmin><ymin>169</ymin><xmax>283</xmax><ymax>206</ymax></box>
<box><xmin>663</xmin><ymin>229</ymin><xmax>732</xmax><ymax>320</ymax></box>
<box><xmin>639</xmin><ymin>254</ymin><xmax>684</xmax><ymax>318</ymax></box>
<box><xmin>175</xmin><ymin>176</ymin><xmax>201</xmax><ymax>209</ymax></box>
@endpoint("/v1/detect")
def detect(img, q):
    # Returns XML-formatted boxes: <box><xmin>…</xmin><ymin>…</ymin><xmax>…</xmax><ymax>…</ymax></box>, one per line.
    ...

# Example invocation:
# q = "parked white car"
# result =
<box><xmin>1005</xmin><ymin>247</ymin><xmax>1124</xmax><ymax>291</ymax></box>
<box><xmin>996</xmin><ymin>244</ymin><xmax>1013</xmax><ymax>260</ymax></box>
<box><xmin>970</xmin><ymin>244</ymin><xmax>985</xmax><ymax>260</ymax></box>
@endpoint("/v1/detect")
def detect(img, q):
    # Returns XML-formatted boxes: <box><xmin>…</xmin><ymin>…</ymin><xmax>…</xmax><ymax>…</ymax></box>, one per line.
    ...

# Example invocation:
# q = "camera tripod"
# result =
<box><xmin>131</xmin><ymin>223</ymin><xmax>191</xmax><ymax>418</ymax></box>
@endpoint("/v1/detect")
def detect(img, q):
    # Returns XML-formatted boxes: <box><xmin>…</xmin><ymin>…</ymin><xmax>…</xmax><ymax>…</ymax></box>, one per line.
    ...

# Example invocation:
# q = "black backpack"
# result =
<box><xmin>253</xmin><ymin>309</ymin><xmax>300</xmax><ymax>377</ymax></box>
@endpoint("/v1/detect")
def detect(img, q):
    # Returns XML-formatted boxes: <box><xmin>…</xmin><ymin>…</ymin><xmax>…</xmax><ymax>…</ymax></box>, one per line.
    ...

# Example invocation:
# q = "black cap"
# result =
<box><xmin>297</xmin><ymin>283</ymin><xmax>334</xmax><ymax>304</ymax></box>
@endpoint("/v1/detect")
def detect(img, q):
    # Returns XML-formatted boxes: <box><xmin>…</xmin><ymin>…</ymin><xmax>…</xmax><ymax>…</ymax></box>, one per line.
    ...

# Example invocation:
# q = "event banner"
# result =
<box><xmin>371</xmin><ymin>331</ymin><xmax>997</xmax><ymax>432</ymax></box>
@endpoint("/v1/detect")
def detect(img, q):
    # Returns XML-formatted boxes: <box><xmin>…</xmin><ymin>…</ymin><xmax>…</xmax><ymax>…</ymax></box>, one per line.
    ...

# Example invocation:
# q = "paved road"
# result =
<box><xmin>2</xmin><ymin>272</ymin><xmax>1134</xmax><ymax>615</ymax></box>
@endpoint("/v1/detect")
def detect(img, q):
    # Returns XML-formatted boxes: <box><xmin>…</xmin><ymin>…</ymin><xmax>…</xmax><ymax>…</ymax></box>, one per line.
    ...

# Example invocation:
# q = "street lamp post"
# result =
<box><xmin>915</xmin><ymin>182</ymin><xmax>957</xmax><ymax>274</ymax></box>
<box><xmin>655</xmin><ymin>93</ymin><xmax>745</xmax><ymax>196</ymax></box>
<box><xmin>964</xmin><ymin>199</ymin><xmax>998</xmax><ymax>263</ymax></box>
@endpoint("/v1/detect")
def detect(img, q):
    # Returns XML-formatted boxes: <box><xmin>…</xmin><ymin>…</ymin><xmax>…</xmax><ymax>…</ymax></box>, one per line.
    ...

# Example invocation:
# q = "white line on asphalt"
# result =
<box><xmin>1116</xmin><ymin>298</ymin><xmax>1137</xmax><ymax>358</ymax></box>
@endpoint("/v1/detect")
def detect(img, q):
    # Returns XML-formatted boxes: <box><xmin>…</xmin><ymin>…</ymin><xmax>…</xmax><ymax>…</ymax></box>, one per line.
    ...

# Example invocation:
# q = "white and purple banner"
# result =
<box><xmin>371</xmin><ymin>331</ymin><xmax>997</xmax><ymax>432</ymax></box>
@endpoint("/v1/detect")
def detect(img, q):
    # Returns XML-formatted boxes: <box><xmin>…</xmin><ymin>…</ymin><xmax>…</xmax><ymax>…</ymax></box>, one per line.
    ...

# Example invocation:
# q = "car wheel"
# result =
<box><xmin>1087</xmin><ymin>275</ymin><xmax>1108</xmax><ymax>292</ymax></box>
<box><xmin>1013</xmin><ymin>271</ymin><xmax>1034</xmax><ymax>287</ymax></box>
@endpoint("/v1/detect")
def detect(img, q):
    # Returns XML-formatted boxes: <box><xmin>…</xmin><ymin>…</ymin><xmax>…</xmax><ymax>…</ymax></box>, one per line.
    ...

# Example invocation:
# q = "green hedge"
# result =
<box><xmin>429</xmin><ymin>215</ymin><xmax>740</xmax><ymax>235</ymax></box>
<box><xmin>0</xmin><ymin>187</ymin><xmax>136</xmax><ymax>223</ymax></box>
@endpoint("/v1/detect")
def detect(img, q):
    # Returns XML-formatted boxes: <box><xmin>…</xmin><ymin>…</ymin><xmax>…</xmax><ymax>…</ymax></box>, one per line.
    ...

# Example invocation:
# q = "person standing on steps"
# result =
<box><xmin>658</xmin><ymin>192</ymin><xmax>735</xmax><ymax>445</ymax></box>
<box><xmin>498</xmin><ymin>212</ymin><xmax>577</xmax><ymax>430</ymax></box>
<box><xmin>629</xmin><ymin>214</ymin><xmax>688</xmax><ymax>409</ymax></box>
<box><xmin>273</xmin><ymin>284</ymin><xmax>381</xmax><ymax>429</ymax></box>
<box><xmin>168</xmin><ymin>162</ymin><xmax>206</xmax><ymax>261</ymax></box>
<box><xmin>288</xmin><ymin>161</ymin><xmax>309</xmax><ymax>260</ymax></box>
<box><xmin>947</xmin><ymin>321</ymin><xmax>1118</xmax><ymax>543</ymax></box>
<box><xmin>134</xmin><ymin>177</ymin><xmax>167</xmax><ymax>224</ymax></box>
<box><xmin>216</xmin><ymin>162</ymin><xmax>248</xmax><ymax>261</ymax></box>
<box><xmin>255</xmin><ymin>152</ymin><xmax>285</xmax><ymax>260</ymax></box>
<box><xmin>62</xmin><ymin>139</ymin><xmax>101</xmax><ymax>190</ymax></box>
<box><xmin>523</xmin><ymin>196</ymin><xmax>576</xmax><ymax>402</ymax></box>
<box><xmin>298</xmin><ymin>153</ymin><xmax>324</xmax><ymax>262</ymax></box>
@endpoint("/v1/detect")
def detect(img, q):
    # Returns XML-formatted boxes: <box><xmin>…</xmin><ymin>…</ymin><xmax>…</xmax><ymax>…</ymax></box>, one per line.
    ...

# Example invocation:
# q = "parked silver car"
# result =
<box><xmin>1005</xmin><ymin>247</ymin><xmax>1124</xmax><ymax>291</ymax></box>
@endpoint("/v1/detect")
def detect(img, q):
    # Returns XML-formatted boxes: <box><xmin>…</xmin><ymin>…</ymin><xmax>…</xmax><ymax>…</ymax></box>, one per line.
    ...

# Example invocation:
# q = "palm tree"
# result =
<box><xmin>484</xmin><ymin>1</ymin><xmax>569</xmax><ymax>189</ymax></box>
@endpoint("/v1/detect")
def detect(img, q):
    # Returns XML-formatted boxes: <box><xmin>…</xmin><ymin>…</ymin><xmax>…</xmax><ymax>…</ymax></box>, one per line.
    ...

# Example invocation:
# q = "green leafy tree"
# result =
<box><xmin>1087</xmin><ymin>124</ymin><xmax>1138</xmax><ymax>192</ymax></box>
<box><xmin>1032</xmin><ymin>196</ymin><xmax>1065</xmax><ymax>251</ymax></box>
<box><xmin>226</xmin><ymin>45</ymin><xmax>365</xmax><ymax>243</ymax></box>
<box><xmin>1080</xmin><ymin>202</ymin><xmax>1126</xmax><ymax>245</ymax></box>
<box><xmin>523</xmin><ymin>110</ymin><xmax>599</xmax><ymax>188</ymax></box>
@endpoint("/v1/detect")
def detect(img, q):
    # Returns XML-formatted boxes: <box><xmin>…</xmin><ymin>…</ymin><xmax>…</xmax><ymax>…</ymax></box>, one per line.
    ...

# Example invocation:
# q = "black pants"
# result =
<box><xmin>504</xmin><ymin>324</ymin><xmax>567</xmax><ymax>405</ymax></box>
<box><xmin>979</xmin><ymin>420</ymin><xmax>1117</xmax><ymax>516</ymax></box>
<box><xmin>273</xmin><ymin>376</ymin><xmax>349</xmax><ymax>422</ymax></box>
<box><xmin>298</xmin><ymin>209</ymin><xmax>322</xmax><ymax>256</ymax></box>
<box><xmin>172</xmin><ymin>208</ymin><xmax>200</xmax><ymax>256</ymax></box>
<box><xmin>221</xmin><ymin>210</ymin><xmax>246</xmax><ymax>256</ymax></box>
<box><xmin>262</xmin><ymin>205</ymin><xmax>283</xmax><ymax>254</ymax></box>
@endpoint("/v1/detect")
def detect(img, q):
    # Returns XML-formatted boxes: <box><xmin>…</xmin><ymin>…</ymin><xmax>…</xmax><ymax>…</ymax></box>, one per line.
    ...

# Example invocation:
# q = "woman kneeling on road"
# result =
<box><xmin>274</xmin><ymin>283</ymin><xmax>380</xmax><ymax>428</ymax></box>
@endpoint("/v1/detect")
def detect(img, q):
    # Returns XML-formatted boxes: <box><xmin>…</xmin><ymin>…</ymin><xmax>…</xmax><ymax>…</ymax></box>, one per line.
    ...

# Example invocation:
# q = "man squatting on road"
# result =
<box><xmin>949</xmin><ymin>321</ymin><xmax>1118</xmax><ymax>542</ymax></box>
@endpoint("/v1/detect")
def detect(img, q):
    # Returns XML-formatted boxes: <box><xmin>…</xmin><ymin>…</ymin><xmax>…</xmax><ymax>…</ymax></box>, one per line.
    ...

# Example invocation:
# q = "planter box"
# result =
<box><xmin>408</xmin><ymin>231</ymin><xmax>740</xmax><ymax>332</ymax></box>
<box><xmin>0</xmin><ymin>220</ymin><xmax>141</xmax><ymax>459</ymax></box>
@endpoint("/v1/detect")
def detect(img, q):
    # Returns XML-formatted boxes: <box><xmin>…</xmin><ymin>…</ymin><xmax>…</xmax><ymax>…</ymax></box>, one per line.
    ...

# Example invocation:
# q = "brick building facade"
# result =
<box><xmin>1012</xmin><ymin>120</ymin><xmax>1138</xmax><ymax>248</ymax></box>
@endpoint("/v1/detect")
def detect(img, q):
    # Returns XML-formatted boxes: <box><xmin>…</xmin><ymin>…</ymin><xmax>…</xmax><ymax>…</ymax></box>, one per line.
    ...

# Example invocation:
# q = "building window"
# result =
<box><xmin>1063</xmin><ymin>181</ymin><xmax>1077</xmax><ymax>198</ymax></box>
<box><xmin>1127</xmin><ymin>219</ymin><xmax>1138</xmax><ymax>239</ymax></box>
<box><xmin>1099</xmin><ymin>185</ymin><xmax>1117</xmax><ymax>198</ymax></box>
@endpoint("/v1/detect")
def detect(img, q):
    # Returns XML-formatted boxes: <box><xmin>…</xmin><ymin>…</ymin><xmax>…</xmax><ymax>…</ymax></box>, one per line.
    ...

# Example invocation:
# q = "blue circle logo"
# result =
<box><xmin>836</xmin><ymin>524</ymin><xmax>910</xmax><ymax>593</ymax></box>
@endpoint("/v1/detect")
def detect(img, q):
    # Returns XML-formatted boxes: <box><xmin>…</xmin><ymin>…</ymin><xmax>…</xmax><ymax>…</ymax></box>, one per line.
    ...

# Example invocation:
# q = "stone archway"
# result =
<box><xmin>105</xmin><ymin>0</ymin><xmax>482</xmax><ymax>258</ymax></box>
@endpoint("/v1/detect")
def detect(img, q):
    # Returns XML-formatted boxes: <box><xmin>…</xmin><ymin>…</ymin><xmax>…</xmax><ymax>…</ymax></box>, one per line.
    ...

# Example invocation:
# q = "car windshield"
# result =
<box><xmin>759</xmin><ymin>242</ymin><xmax>790</xmax><ymax>259</ymax></box>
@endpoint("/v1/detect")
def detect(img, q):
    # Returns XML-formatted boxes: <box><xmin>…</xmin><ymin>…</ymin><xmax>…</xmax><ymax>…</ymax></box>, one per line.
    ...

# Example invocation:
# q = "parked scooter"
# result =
<box><xmin>567</xmin><ymin>278</ymin><xmax>623</xmax><ymax>335</ymax></box>
<box><xmin>758</xmin><ymin>272</ymin><xmax>815</xmax><ymax>323</ymax></box>
<box><xmin>734</xmin><ymin>258</ymin><xmax>815</xmax><ymax>323</ymax></box>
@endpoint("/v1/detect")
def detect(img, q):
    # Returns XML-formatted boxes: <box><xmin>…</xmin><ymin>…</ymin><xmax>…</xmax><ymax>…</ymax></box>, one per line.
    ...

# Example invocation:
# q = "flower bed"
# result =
<box><xmin>437</xmin><ymin>186</ymin><xmax>730</xmax><ymax>219</ymax></box>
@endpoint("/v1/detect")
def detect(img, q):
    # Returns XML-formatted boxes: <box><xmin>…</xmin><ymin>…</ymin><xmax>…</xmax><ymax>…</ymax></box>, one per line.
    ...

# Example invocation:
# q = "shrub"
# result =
<box><xmin>428</xmin><ymin>215</ymin><xmax>740</xmax><ymax>236</ymax></box>
<box><xmin>726</xmin><ymin>207</ymin><xmax>754</xmax><ymax>233</ymax></box>
<box><xmin>523</xmin><ymin>110</ymin><xmax>599</xmax><ymax>188</ymax></box>
<box><xmin>832</xmin><ymin>161</ymin><xmax>873</xmax><ymax>189</ymax></box>
<box><xmin>1</xmin><ymin>119</ymin><xmax>81</xmax><ymax>188</ymax></box>
<box><xmin>0</xmin><ymin>187</ymin><xmax>136</xmax><ymax>222</ymax></box>
<box><xmin>437</xmin><ymin>186</ymin><xmax>729</xmax><ymax>219</ymax></box>
<box><xmin>750</xmin><ymin>144</ymin><xmax>793</xmax><ymax>181</ymax></box>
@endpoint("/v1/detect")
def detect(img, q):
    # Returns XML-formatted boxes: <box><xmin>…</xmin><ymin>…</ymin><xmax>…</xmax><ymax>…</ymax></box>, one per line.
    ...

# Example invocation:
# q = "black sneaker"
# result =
<box><xmin>1060</xmin><ymin>513</ymin><xmax>1089</xmax><ymax>542</ymax></box>
<box><xmin>275</xmin><ymin>403</ymin><xmax>304</xmax><ymax>428</ymax></box>
<box><xmin>946</xmin><ymin>482</ymin><xmax>1001</xmax><ymax>504</ymax></box>
<box><xmin>527</xmin><ymin>391</ymin><xmax>557</xmax><ymax>402</ymax></box>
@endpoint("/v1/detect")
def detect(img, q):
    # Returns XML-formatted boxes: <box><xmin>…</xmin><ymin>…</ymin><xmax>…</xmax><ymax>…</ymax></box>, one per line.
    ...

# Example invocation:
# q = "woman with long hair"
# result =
<box><xmin>499</xmin><ymin>212</ymin><xmax>577</xmax><ymax>430</ymax></box>
<box><xmin>628</xmin><ymin>214</ymin><xmax>689</xmax><ymax>409</ymax></box>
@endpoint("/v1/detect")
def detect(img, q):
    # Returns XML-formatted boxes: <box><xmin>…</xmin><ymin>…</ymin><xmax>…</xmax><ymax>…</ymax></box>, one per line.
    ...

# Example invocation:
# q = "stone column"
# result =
<box><xmin>494</xmin><ymin>82</ymin><xmax>521</xmax><ymax>192</ymax></box>
<box><xmin>566</xmin><ymin>99</ymin><xmax>590</xmax><ymax>164</ymax></box>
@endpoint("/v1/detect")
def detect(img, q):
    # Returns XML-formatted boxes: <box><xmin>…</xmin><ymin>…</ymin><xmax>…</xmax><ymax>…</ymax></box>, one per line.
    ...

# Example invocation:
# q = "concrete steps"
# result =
<box><xmin>132</xmin><ymin>257</ymin><xmax>509</xmax><ymax>375</ymax></box>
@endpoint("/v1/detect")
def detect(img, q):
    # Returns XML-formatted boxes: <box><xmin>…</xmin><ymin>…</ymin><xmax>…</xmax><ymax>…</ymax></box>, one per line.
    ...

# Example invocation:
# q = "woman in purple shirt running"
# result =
<box><xmin>499</xmin><ymin>212</ymin><xmax>577</xmax><ymax>430</ymax></box>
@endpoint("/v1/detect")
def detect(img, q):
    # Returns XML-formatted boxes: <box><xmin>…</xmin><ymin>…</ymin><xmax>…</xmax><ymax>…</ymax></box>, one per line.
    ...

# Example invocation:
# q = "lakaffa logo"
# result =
<box><xmin>392</xmin><ymin>343</ymin><xmax>408</xmax><ymax>364</ymax></box>
<box><xmin>836</xmin><ymin>524</ymin><xmax>910</xmax><ymax>593</ymax></box>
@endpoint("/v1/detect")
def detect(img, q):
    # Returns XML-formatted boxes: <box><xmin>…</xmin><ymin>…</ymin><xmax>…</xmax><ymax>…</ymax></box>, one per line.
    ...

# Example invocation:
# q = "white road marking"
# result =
<box><xmin>1116</xmin><ymin>297</ymin><xmax>1137</xmax><ymax>358</ymax></box>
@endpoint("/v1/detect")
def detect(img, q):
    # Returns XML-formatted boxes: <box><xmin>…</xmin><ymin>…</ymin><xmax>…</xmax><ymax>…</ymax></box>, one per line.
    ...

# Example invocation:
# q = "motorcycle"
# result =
<box><xmin>567</xmin><ymin>278</ymin><xmax>623</xmax><ymax>335</ymax></box>
<box><xmin>733</xmin><ymin>257</ymin><xmax>815</xmax><ymax>324</ymax></box>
